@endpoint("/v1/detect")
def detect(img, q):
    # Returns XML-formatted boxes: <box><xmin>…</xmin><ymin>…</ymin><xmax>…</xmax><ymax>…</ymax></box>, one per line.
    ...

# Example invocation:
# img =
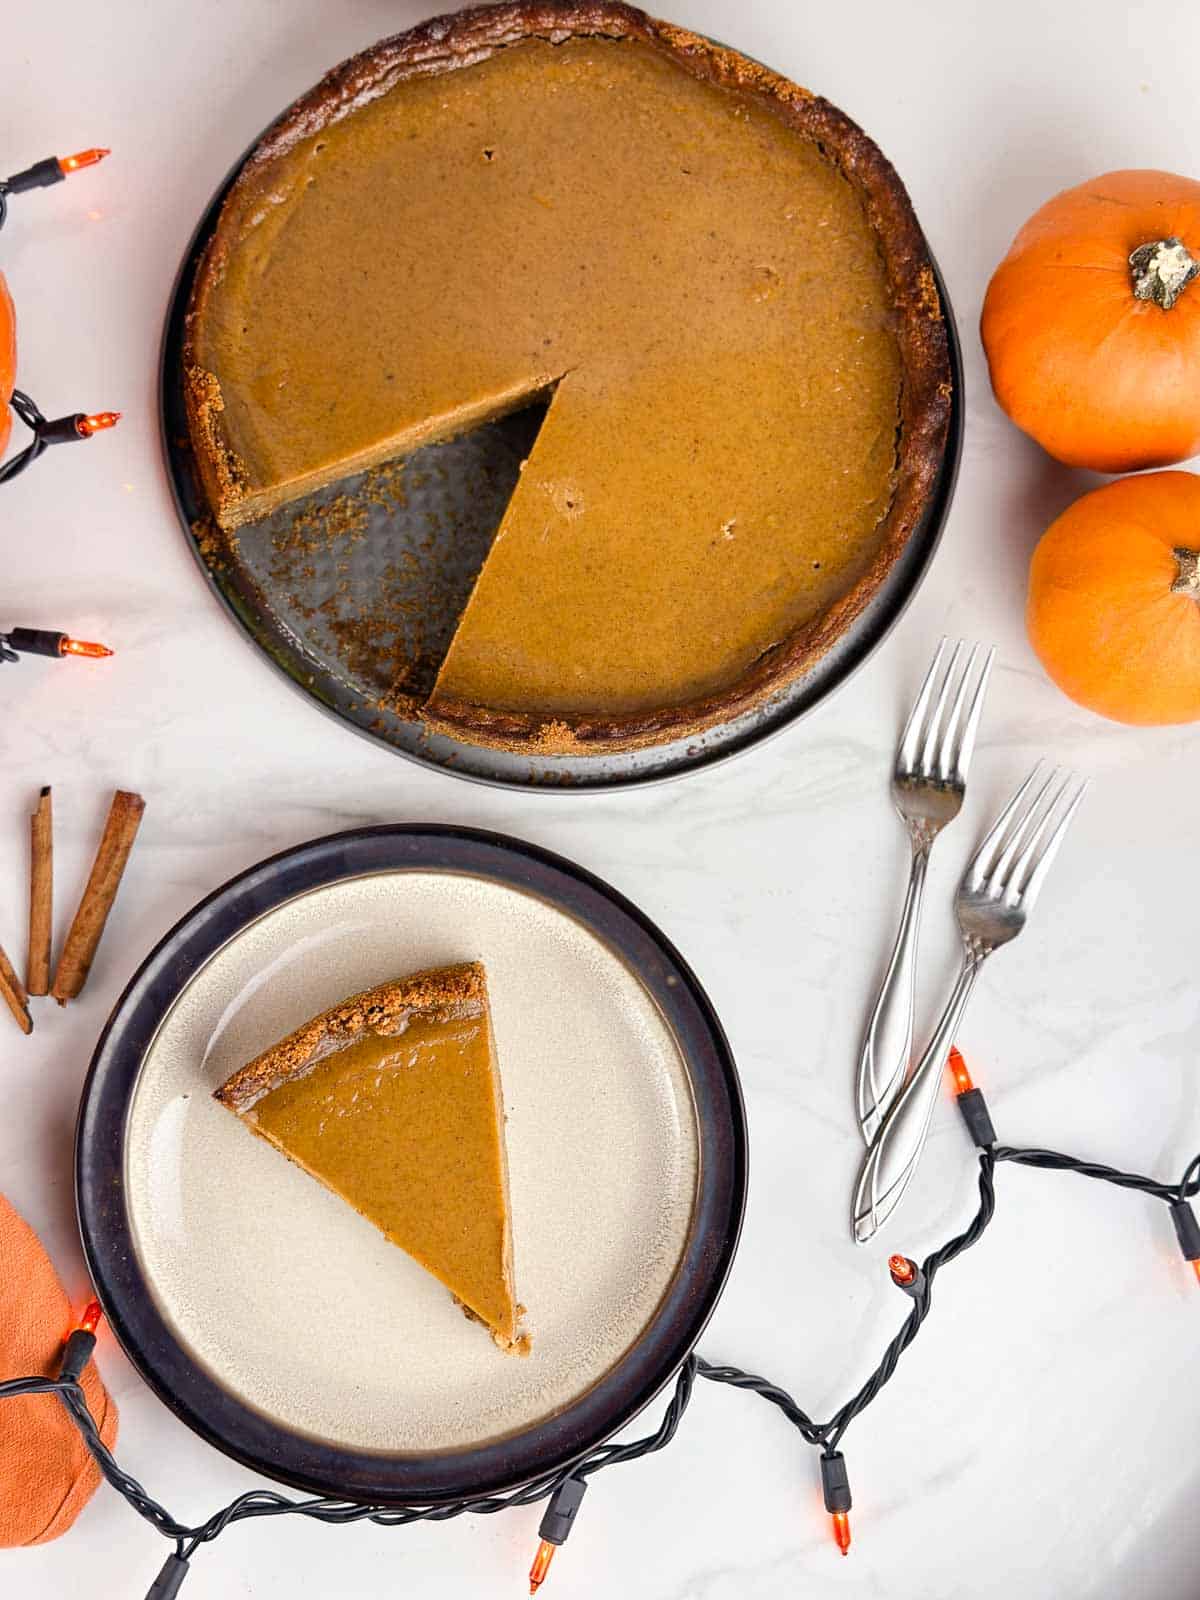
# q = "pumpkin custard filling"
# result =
<box><xmin>214</xmin><ymin>963</ymin><xmax>526</xmax><ymax>1352</ymax></box>
<box><xmin>185</xmin><ymin>3</ymin><xmax>950</xmax><ymax>753</ymax></box>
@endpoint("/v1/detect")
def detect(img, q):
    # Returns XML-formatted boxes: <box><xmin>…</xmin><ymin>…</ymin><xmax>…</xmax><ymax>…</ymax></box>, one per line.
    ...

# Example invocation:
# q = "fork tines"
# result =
<box><xmin>967</xmin><ymin>761</ymin><xmax>1089</xmax><ymax>909</ymax></box>
<box><xmin>898</xmin><ymin>638</ymin><xmax>995</xmax><ymax>786</ymax></box>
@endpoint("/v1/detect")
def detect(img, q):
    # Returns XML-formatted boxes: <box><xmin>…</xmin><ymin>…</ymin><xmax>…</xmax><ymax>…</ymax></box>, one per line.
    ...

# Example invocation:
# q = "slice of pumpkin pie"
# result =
<box><xmin>214</xmin><ymin>961</ymin><xmax>525</xmax><ymax>1350</ymax></box>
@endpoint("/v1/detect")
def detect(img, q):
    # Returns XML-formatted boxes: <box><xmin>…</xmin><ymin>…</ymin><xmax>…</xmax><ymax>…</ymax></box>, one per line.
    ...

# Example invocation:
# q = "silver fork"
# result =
<box><xmin>856</xmin><ymin>640</ymin><xmax>994</xmax><ymax>1145</ymax></box>
<box><xmin>852</xmin><ymin>761</ymin><xmax>1088</xmax><ymax>1244</ymax></box>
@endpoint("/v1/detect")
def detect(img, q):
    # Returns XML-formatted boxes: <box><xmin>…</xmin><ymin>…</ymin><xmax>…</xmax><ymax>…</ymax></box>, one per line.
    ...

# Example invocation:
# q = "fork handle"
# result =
<box><xmin>855</xmin><ymin>843</ymin><xmax>930</xmax><ymax>1145</ymax></box>
<box><xmin>852</xmin><ymin>955</ymin><xmax>981</xmax><ymax>1243</ymax></box>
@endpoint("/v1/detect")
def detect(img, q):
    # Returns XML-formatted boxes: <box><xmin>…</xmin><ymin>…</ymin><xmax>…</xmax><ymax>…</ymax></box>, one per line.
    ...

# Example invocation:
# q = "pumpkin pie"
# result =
<box><xmin>213</xmin><ymin>962</ymin><xmax>525</xmax><ymax>1350</ymax></box>
<box><xmin>184</xmin><ymin>2</ymin><xmax>950</xmax><ymax>753</ymax></box>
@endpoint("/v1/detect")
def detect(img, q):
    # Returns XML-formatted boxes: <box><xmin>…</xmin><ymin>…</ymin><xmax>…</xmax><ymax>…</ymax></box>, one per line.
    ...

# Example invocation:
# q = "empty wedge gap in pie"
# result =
<box><xmin>183</xmin><ymin>1</ymin><xmax>951</xmax><ymax>756</ymax></box>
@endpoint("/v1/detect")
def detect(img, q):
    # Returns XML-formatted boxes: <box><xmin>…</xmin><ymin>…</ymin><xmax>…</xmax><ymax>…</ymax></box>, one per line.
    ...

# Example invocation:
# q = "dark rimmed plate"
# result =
<box><xmin>76</xmin><ymin>826</ymin><xmax>746</xmax><ymax>1502</ymax></box>
<box><xmin>160</xmin><ymin>91</ymin><xmax>963</xmax><ymax>793</ymax></box>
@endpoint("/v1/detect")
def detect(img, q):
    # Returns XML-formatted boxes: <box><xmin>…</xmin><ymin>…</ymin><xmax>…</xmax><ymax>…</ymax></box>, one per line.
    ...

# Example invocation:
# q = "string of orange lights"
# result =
<box><xmin>0</xmin><ymin>386</ymin><xmax>120</xmax><ymax>484</ymax></box>
<box><xmin>0</xmin><ymin>146</ymin><xmax>109</xmax><ymax>232</ymax></box>
<box><xmin>0</xmin><ymin>626</ymin><xmax>113</xmax><ymax>664</ymax></box>
<box><xmin>0</xmin><ymin>146</ymin><xmax>120</xmax><ymax>483</ymax></box>
<box><xmin>0</xmin><ymin>1049</ymin><xmax>1195</xmax><ymax>1598</ymax></box>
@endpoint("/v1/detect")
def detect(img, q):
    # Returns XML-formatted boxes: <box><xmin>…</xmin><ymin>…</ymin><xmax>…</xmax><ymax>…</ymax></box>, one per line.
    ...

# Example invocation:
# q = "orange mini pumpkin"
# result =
<box><xmin>983</xmin><ymin>169</ymin><xmax>1200</xmax><ymax>472</ymax></box>
<box><xmin>1027</xmin><ymin>470</ymin><xmax>1200</xmax><ymax>724</ymax></box>
<box><xmin>0</xmin><ymin>270</ymin><xmax>14</xmax><ymax>460</ymax></box>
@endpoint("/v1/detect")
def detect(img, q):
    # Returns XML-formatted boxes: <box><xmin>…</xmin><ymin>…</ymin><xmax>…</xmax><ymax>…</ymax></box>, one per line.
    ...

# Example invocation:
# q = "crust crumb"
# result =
<box><xmin>914</xmin><ymin>263</ymin><xmax>943</xmax><ymax>320</ymax></box>
<box><xmin>183</xmin><ymin>364</ymin><xmax>251</xmax><ymax>520</ymax></box>
<box><xmin>455</xmin><ymin>1295</ymin><xmax>532</xmax><ymax>1355</ymax></box>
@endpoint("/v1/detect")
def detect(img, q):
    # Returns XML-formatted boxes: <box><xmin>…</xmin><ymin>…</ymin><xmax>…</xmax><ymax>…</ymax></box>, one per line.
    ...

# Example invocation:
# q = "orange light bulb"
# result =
<box><xmin>888</xmin><ymin>1254</ymin><xmax>916</xmax><ymax>1287</ymax></box>
<box><xmin>75</xmin><ymin>411</ymin><xmax>121</xmax><ymax>437</ymax></box>
<box><xmin>57</xmin><ymin>148</ymin><xmax>110</xmax><ymax>174</ymax></box>
<box><xmin>948</xmin><ymin>1046</ymin><xmax>974</xmax><ymax>1096</ymax></box>
<box><xmin>1192</xmin><ymin>1259</ymin><xmax>1200</xmax><ymax>1287</ymax></box>
<box><xmin>831</xmin><ymin>1510</ymin><xmax>851</xmax><ymax>1556</ymax></box>
<box><xmin>76</xmin><ymin>1299</ymin><xmax>103</xmax><ymax>1336</ymax></box>
<box><xmin>59</xmin><ymin>636</ymin><xmax>114</xmax><ymax>659</ymax></box>
<box><xmin>529</xmin><ymin>1539</ymin><xmax>556</xmax><ymax>1594</ymax></box>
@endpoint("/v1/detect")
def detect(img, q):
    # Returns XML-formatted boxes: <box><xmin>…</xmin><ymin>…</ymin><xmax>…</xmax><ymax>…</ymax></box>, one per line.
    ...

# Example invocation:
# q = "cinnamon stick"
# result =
<box><xmin>0</xmin><ymin>939</ymin><xmax>31</xmax><ymax>1034</ymax></box>
<box><xmin>27</xmin><ymin>786</ymin><xmax>53</xmax><ymax>996</ymax></box>
<box><xmin>51</xmin><ymin>789</ymin><xmax>145</xmax><ymax>1006</ymax></box>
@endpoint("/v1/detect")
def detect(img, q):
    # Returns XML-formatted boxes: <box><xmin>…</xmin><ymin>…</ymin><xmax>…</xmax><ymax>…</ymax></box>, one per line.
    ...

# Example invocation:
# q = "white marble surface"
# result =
<box><xmin>3</xmin><ymin>2</ymin><xmax>1199</xmax><ymax>1596</ymax></box>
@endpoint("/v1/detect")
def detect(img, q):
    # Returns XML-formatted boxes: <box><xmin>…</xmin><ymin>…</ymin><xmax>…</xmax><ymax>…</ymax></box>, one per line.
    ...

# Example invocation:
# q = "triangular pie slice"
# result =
<box><xmin>213</xmin><ymin>961</ymin><xmax>524</xmax><ymax>1350</ymax></box>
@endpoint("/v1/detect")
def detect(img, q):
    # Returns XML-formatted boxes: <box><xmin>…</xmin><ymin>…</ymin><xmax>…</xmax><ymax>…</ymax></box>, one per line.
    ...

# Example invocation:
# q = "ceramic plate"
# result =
<box><xmin>77</xmin><ymin>827</ymin><xmax>745</xmax><ymax>1500</ymax></box>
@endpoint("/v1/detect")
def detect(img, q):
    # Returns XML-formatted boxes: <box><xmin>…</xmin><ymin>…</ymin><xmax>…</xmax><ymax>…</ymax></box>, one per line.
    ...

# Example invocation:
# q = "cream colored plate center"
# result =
<box><xmin>125</xmin><ymin>868</ymin><xmax>699</xmax><ymax>1452</ymax></box>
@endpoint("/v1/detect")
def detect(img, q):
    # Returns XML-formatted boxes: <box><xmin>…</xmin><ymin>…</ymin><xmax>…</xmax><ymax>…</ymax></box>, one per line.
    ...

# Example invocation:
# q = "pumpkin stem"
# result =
<box><xmin>1171</xmin><ymin>547</ymin><xmax>1200</xmax><ymax>598</ymax></box>
<box><xmin>1129</xmin><ymin>237</ymin><xmax>1200</xmax><ymax>310</ymax></box>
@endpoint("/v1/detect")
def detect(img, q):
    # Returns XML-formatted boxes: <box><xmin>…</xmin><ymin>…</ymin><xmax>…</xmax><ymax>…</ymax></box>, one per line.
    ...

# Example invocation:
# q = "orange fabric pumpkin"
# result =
<box><xmin>982</xmin><ymin>170</ymin><xmax>1200</xmax><ymax>472</ymax></box>
<box><xmin>0</xmin><ymin>270</ymin><xmax>14</xmax><ymax>460</ymax></box>
<box><xmin>1027</xmin><ymin>470</ymin><xmax>1200</xmax><ymax>724</ymax></box>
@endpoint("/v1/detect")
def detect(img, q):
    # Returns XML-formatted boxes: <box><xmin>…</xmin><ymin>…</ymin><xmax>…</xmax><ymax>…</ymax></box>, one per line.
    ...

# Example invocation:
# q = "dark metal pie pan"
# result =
<box><xmin>160</xmin><ymin>75</ymin><xmax>963</xmax><ymax>793</ymax></box>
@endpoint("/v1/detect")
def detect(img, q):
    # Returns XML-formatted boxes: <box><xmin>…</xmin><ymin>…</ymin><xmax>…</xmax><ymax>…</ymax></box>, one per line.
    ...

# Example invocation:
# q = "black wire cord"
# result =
<box><xmin>994</xmin><ymin>1144</ymin><xmax>1200</xmax><ymax>1203</ymax></box>
<box><xmin>2</xmin><ymin>1131</ymin><xmax>1197</xmax><ymax>1591</ymax></box>
<box><xmin>1</xmin><ymin>155</ymin><xmax>118</xmax><ymax>485</ymax></box>
<box><xmin>697</xmin><ymin>1139</ymin><xmax>1199</xmax><ymax>1464</ymax></box>
<box><xmin>0</xmin><ymin>386</ymin><xmax>118</xmax><ymax>484</ymax></box>
<box><xmin>0</xmin><ymin>390</ymin><xmax>51</xmax><ymax>484</ymax></box>
<box><xmin>698</xmin><ymin>1148</ymin><xmax>998</xmax><ymax>1455</ymax></box>
<box><xmin>0</xmin><ymin>150</ymin><xmax>75</xmax><ymax>233</ymax></box>
<box><xmin>1</xmin><ymin>388</ymin><xmax>118</xmax><ymax>485</ymax></box>
<box><xmin>0</xmin><ymin>1353</ymin><xmax>699</xmax><ymax>1570</ymax></box>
